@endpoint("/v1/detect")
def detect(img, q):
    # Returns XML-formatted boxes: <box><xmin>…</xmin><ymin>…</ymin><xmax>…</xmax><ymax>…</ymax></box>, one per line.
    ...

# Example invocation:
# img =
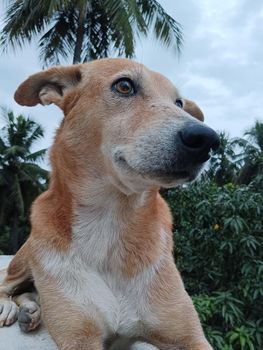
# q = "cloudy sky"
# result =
<box><xmin>0</xmin><ymin>0</ymin><xmax>262</xmax><ymax>166</ymax></box>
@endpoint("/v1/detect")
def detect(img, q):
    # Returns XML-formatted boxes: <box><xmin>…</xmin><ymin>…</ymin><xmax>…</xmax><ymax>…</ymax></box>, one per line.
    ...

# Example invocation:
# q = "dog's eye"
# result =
<box><xmin>113</xmin><ymin>78</ymin><xmax>135</xmax><ymax>96</ymax></box>
<box><xmin>175</xmin><ymin>99</ymin><xmax>184</xmax><ymax>108</ymax></box>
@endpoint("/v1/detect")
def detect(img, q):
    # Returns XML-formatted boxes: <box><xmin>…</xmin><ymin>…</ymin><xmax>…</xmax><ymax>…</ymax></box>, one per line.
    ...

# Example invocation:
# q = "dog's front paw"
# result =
<box><xmin>18</xmin><ymin>301</ymin><xmax>41</xmax><ymax>332</ymax></box>
<box><xmin>0</xmin><ymin>299</ymin><xmax>19</xmax><ymax>327</ymax></box>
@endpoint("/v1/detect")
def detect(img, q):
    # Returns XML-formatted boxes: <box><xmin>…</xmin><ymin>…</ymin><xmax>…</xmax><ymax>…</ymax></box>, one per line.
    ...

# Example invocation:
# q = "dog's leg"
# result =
<box><xmin>0</xmin><ymin>244</ymin><xmax>32</xmax><ymax>327</ymax></box>
<box><xmin>44</xmin><ymin>304</ymin><xmax>103</xmax><ymax>350</ymax></box>
<box><xmin>13</xmin><ymin>291</ymin><xmax>41</xmax><ymax>332</ymax></box>
<box><xmin>36</xmin><ymin>283</ymin><xmax>104</xmax><ymax>350</ymax></box>
<box><xmin>143</xmin><ymin>260</ymin><xmax>213</xmax><ymax>350</ymax></box>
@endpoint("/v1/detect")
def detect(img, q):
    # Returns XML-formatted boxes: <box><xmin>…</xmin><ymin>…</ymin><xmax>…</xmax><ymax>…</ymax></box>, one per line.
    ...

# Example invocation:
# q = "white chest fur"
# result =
<box><xmin>37</xmin><ymin>206</ymin><xmax>161</xmax><ymax>337</ymax></box>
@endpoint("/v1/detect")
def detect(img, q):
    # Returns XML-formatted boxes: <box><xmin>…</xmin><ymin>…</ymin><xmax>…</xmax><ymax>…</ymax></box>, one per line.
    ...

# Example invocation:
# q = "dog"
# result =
<box><xmin>0</xmin><ymin>58</ymin><xmax>219</xmax><ymax>350</ymax></box>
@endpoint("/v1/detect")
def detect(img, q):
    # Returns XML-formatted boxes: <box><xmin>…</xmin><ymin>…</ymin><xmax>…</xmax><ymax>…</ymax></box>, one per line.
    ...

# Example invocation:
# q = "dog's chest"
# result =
<box><xmin>72</xmin><ymin>208</ymin><xmax>124</xmax><ymax>267</ymax></box>
<box><xmin>42</xmin><ymin>246</ymin><xmax>158</xmax><ymax>336</ymax></box>
<box><xmin>72</xmin><ymin>215</ymin><xmax>157</xmax><ymax>333</ymax></box>
<box><xmin>39</xmin><ymin>210</ymin><xmax>159</xmax><ymax>335</ymax></box>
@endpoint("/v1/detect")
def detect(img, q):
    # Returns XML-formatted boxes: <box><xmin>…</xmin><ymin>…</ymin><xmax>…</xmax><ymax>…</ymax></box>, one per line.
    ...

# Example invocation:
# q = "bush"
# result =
<box><xmin>163</xmin><ymin>176</ymin><xmax>263</xmax><ymax>349</ymax></box>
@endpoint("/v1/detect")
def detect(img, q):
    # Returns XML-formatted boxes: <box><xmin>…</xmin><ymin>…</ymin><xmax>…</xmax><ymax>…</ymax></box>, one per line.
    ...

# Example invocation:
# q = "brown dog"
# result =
<box><xmin>0</xmin><ymin>58</ymin><xmax>219</xmax><ymax>350</ymax></box>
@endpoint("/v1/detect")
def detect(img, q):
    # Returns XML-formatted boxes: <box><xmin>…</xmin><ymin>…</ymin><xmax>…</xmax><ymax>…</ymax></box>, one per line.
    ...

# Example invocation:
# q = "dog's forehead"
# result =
<box><xmin>82</xmin><ymin>58</ymin><xmax>145</xmax><ymax>76</ymax></box>
<box><xmin>81</xmin><ymin>58</ymin><xmax>177</xmax><ymax>92</ymax></box>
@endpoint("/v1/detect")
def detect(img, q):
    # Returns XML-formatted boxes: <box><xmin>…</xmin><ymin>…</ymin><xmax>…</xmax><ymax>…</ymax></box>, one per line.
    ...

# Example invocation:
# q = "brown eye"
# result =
<box><xmin>175</xmin><ymin>98</ymin><xmax>184</xmax><ymax>108</ymax></box>
<box><xmin>113</xmin><ymin>78</ymin><xmax>135</xmax><ymax>96</ymax></box>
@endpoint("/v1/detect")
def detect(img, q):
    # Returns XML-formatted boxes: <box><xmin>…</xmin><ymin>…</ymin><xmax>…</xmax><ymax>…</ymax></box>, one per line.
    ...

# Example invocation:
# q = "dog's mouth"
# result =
<box><xmin>113</xmin><ymin>152</ymin><xmax>202</xmax><ymax>186</ymax></box>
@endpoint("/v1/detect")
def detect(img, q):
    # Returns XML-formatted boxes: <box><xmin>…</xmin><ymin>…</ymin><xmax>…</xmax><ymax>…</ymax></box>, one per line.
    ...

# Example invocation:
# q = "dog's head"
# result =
<box><xmin>15</xmin><ymin>58</ymin><xmax>219</xmax><ymax>193</ymax></box>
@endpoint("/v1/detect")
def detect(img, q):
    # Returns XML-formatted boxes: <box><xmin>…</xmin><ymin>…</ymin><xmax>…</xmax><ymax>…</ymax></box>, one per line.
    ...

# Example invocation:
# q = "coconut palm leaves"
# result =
<box><xmin>0</xmin><ymin>108</ymin><xmax>48</xmax><ymax>253</ymax></box>
<box><xmin>205</xmin><ymin>121</ymin><xmax>263</xmax><ymax>186</ymax></box>
<box><xmin>235</xmin><ymin>121</ymin><xmax>263</xmax><ymax>184</ymax></box>
<box><xmin>1</xmin><ymin>0</ymin><xmax>183</xmax><ymax>65</ymax></box>
<box><xmin>207</xmin><ymin>132</ymin><xmax>239</xmax><ymax>186</ymax></box>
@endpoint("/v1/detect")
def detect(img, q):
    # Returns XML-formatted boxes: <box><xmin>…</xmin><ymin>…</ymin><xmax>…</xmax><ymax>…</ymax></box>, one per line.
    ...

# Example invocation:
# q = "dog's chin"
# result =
<box><xmin>148</xmin><ymin>169</ymin><xmax>201</xmax><ymax>188</ymax></box>
<box><xmin>113</xmin><ymin>156</ymin><xmax>202</xmax><ymax>189</ymax></box>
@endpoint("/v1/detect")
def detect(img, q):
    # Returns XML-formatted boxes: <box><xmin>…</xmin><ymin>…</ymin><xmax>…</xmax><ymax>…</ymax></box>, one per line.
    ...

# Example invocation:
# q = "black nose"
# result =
<box><xmin>179</xmin><ymin>124</ymin><xmax>220</xmax><ymax>161</ymax></box>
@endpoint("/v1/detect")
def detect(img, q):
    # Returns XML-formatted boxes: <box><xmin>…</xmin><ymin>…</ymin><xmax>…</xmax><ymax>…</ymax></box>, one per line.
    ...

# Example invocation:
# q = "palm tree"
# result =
<box><xmin>235</xmin><ymin>121</ymin><xmax>263</xmax><ymax>184</ymax></box>
<box><xmin>1</xmin><ymin>0</ymin><xmax>183</xmax><ymax>65</ymax></box>
<box><xmin>206</xmin><ymin>132</ymin><xmax>239</xmax><ymax>186</ymax></box>
<box><xmin>0</xmin><ymin>108</ymin><xmax>48</xmax><ymax>253</ymax></box>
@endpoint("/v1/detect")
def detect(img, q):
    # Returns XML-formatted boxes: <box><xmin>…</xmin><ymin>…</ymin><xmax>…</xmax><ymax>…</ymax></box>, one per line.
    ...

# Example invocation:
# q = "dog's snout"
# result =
<box><xmin>179</xmin><ymin>124</ymin><xmax>220</xmax><ymax>153</ymax></box>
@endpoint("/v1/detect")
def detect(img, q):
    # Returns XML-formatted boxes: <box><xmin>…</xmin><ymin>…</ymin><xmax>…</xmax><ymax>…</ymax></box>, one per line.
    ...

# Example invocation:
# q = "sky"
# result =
<box><xmin>0</xmin><ymin>0</ymin><xmax>262</xmax><ymax>167</ymax></box>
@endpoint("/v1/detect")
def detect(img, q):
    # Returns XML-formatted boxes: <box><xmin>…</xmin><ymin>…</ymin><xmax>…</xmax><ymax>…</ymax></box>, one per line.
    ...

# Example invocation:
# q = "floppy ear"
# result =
<box><xmin>14</xmin><ymin>65</ymin><xmax>82</xmax><ymax>109</ymax></box>
<box><xmin>183</xmin><ymin>99</ymin><xmax>204</xmax><ymax>122</ymax></box>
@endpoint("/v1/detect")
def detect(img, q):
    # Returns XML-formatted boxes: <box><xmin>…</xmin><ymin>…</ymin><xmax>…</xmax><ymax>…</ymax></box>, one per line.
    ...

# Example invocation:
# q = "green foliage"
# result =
<box><xmin>207</xmin><ymin>131</ymin><xmax>238</xmax><ymax>186</ymax></box>
<box><xmin>206</xmin><ymin>122</ymin><xmax>263</xmax><ymax>186</ymax></box>
<box><xmin>0</xmin><ymin>108</ymin><xmax>48</xmax><ymax>253</ymax></box>
<box><xmin>235</xmin><ymin>121</ymin><xmax>263</xmax><ymax>185</ymax></box>
<box><xmin>164</xmin><ymin>175</ymin><xmax>263</xmax><ymax>349</ymax></box>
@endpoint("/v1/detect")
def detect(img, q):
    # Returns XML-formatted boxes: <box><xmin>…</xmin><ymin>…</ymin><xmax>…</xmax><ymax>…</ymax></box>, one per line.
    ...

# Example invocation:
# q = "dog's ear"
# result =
<box><xmin>14</xmin><ymin>65</ymin><xmax>82</xmax><ymax>109</ymax></box>
<box><xmin>184</xmin><ymin>99</ymin><xmax>204</xmax><ymax>122</ymax></box>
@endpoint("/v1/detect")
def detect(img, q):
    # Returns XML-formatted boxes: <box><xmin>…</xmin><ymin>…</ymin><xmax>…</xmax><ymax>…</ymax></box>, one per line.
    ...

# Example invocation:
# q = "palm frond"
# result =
<box><xmin>24</xmin><ymin>124</ymin><xmax>45</xmax><ymax>149</ymax></box>
<box><xmin>82</xmin><ymin>1</ymin><xmax>112</xmax><ymax>60</ymax></box>
<box><xmin>0</xmin><ymin>0</ymin><xmax>51</xmax><ymax>51</ymax></box>
<box><xmin>143</xmin><ymin>0</ymin><xmax>183</xmax><ymax>51</ymax></box>
<box><xmin>105</xmin><ymin>0</ymin><xmax>136</xmax><ymax>57</ymax></box>
<box><xmin>1</xmin><ymin>0</ymin><xmax>183</xmax><ymax>63</ymax></box>
<box><xmin>244</xmin><ymin>121</ymin><xmax>263</xmax><ymax>151</ymax></box>
<box><xmin>0</xmin><ymin>137</ymin><xmax>7</xmax><ymax>155</ymax></box>
<box><xmin>3</xmin><ymin>145</ymin><xmax>27</xmax><ymax>160</ymax></box>
<box><xmin>39</xmin><ymin>7</ymin><xmax>78</xmax><ymax>66</ymax></box>
<box><xmin>25</xmin><ymin>149</ymin><xmax>47</xmax><ymax>162</ymax></box>
<box><xmin>20</xmin><ymin>162</ymin><xmax>49</xmax><ymax>178</ymax></box>
<box><xmin>36</xmin><ymin>0</ymin><xmax>73</xmax><ymax>16</ymax></box>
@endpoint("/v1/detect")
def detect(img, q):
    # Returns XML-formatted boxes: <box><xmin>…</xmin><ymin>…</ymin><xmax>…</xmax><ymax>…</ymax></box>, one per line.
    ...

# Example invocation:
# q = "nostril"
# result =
<box><xmin>179</xmin><ymin>124</ymin><xmax>220</xmax><ymax>151</ymax></box>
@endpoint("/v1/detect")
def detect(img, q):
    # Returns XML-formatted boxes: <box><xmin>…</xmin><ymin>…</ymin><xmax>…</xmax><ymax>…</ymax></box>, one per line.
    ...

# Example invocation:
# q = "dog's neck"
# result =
<box><xmin>49</xmin><ymin>134</ymin><xmax>160</xmax><ymax>215</ymax></box>
<box><xmin>49</xmin><ymin>156</ymin><xmax>161</xmax><ymax>230</ymax></box>
<box><xmin>75</xmin><ymin>174</ymin><xmax>160</xmax><ymax>222</ymax></box>
<box><xmin>47</xmin><ymin>129</ymin><xmax>168</xmax><ymax>257</ymax></box>
<box><xmin>69</xmin><ymin>176</ymin><xmax>168</xmax><ymax>276</ymax></box>
<box><xmin>44</xmin><ymin>135</ymin><xmax>172</xmax><ymax>275</ymax></box>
